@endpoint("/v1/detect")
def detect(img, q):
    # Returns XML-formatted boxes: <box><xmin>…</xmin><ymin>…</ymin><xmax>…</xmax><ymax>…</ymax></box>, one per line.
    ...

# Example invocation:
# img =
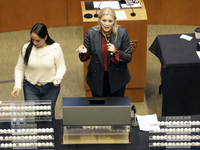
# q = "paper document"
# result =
<box><xmin>121</xmin><ymin>3</ymin><xmax>142</xmax><ymax>8</ymax></box>
<box><xmin>196</xmin><ymin>51</ymin><xmax>200</xmax><ymax>59</ymax></box>
<box><xmin>115</xmin><ymin>11</ymin><xmax>127</xmax><ymax>20</ymax></box>
<box><xmin>93</xmin><ymin>1</ymin><xmax>120</xmax><ymax>10</ymax></box>
<box><xmin>180</xmin><ymin>34</ymin><xmax>193</xmax><ymax>41</ymax></box>
<box><xmin>136</xmin><ymin>114</ymin><xmax>160</xmax><ymax>131</ymax></box>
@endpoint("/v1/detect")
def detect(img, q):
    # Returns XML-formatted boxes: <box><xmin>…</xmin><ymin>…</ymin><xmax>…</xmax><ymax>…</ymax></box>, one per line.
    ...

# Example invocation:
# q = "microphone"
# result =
<box><xmin>106</xmin><ymin>33</ymin><xmax>110</xmax><ymax>43</ymax></box>
<box><xmin>131</xmin><ymin>105</ymin><xmax>138</xmax><ymax>127</ymax></box>
<box><xmin>106</xmin><ymin>33</ymin><xmax>113</xmax><ymax>55</ymax></box>
<box><xmin>132</xmin><ymin>105</ymin><xmax>136</xmax><ymax>114</ymax></box>
<box><xmin>94</xmin><ymin>0</ymin><xmax>103</xmax><ymax>18</ymax></box>
<box><xmin>126</xmin><ymin>0</ymin><xmax>136</xmax><ymax>16</ymax></box>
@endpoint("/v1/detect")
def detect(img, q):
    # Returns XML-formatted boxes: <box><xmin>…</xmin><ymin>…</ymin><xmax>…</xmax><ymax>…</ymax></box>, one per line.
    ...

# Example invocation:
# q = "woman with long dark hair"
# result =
<box><xmin>11</xmin><ymin>23</ymin><xmax>66</xmax><ymax>118</ymax></box>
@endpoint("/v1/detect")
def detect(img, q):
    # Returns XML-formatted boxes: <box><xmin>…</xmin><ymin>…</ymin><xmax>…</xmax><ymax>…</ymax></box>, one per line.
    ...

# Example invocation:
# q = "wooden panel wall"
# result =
<box><xmin>144</xmin><ymin>0</ymin><xmax>200</xmax><ymax>26</ymax></box>
<box><xmin>69</xmin><ymin>0</ymin><xmax>200</xmax><ymax>26</ymax></box>
<box><xmin>0</xmin><ymin>0</ymin><xmax>68</xmax><ymax>33</ymax></box>
<box><xmin>1</xmin><ymin>0</ymin><xmax>200</xmax><ymax>33</ymax></box>
<box><xmin>67</xmin><ymin>0</ymin><xmax>93</xmax><ymax>26</ymax></box>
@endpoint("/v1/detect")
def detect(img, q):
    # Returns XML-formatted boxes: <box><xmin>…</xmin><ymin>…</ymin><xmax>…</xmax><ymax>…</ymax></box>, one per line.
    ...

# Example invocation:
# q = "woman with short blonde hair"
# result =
<box><xmin>76</xmin><ymin>7</ymin><xmax>132</xmax><ymax>97</ymax></box>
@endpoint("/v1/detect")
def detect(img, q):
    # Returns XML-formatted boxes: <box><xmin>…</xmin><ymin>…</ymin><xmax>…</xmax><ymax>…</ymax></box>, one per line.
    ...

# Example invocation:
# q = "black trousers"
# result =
<box><xmin>92</xmin><ymin>71</ymin><xmax>126</xmax><ymax>97</ymax></box>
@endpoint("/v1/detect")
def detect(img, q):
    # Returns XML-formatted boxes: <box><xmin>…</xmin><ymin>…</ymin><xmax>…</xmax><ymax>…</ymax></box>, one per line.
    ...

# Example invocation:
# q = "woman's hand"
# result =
<box><xmin>11</xmin><ymin>88</ymin><xmax>20</xmax><ymax>98</ymax></box>
<box><xmin>125</xmin><ymin>0</ymin><xmax>141</xmax><ymax>3</ymax></box>
<box><xmin>53</xmin><ymin>78</ymin><xmax>61</xmax><ymax>86</ymax></box>
<box><xmin>134</xmin><ymin>0</ymin><xmax>141</xmax><ymax>3</ymax></box>
<box><xmin>76</xmin><ymin>45</ymin><xmax>87</xmax><ymax>53</ymax></box>
<box><xmin>107</xmin><ymin>43</ymin><xmax>116</xmax><ymax>54</ymax></box>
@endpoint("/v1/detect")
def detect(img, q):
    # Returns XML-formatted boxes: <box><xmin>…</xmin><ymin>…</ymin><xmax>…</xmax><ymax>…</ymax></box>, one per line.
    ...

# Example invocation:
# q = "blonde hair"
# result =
<box><xmin>94</xmin><ymin>7</ymin><xmax>119</xmax><ymax>35</ymax></box>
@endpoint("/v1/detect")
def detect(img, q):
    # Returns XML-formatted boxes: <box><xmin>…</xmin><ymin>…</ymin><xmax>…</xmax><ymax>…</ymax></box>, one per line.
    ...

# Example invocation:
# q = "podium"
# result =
<box><xmin>81</xmin><ymin>1</ymin><xmax>147</xmax><ymax>102</ymax></box>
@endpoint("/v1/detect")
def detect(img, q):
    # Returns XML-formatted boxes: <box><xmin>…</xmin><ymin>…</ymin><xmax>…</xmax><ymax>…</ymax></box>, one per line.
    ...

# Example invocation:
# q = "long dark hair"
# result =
<box><xmin>23</xmin><ymin>23</ymin><xmax>55</xmax><ymax>65</ymax></box>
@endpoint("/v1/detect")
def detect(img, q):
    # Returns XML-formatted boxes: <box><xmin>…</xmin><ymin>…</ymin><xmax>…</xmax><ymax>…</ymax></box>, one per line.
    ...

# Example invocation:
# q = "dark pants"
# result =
<box><xmin>92</xmin><ymin>72</ymin><xmax>126</xmax><ymax>97</ymax></box>
<box><xmin>23</xmin><ymin>79</ymin><xmax>60</xmax><ymax>118</ymax></box>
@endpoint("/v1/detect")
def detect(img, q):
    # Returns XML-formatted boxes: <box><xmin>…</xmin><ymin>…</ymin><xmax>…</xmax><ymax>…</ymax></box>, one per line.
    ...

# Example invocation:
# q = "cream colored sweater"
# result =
<box><xmin>14</xmin><ymin>42</ymin><xmax>66</xmax><ymax>89</ymax></box>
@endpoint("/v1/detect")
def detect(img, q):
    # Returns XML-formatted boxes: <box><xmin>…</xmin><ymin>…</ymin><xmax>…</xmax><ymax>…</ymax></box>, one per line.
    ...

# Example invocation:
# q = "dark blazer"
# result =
<box><xmin>80</xmin><ymin>26</ymin><xmax>132</xmax><ymax>96</ymax></box>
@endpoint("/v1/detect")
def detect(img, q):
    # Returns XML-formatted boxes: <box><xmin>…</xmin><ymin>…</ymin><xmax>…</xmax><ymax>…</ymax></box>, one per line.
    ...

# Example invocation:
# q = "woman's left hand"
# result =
<box><xmin>53</xmin><ymin>78</ymin><xmax>61</xmax><ymax>86</ymax></box>
<box><xmin>125</xmin><ymin>0</ymin><xmax>141</xmax><ymax>3</ymax></box>
<box><xmin>107</xmin><ymin>43</ymin><xmax>116</xmax><ymax>54</ymax></box>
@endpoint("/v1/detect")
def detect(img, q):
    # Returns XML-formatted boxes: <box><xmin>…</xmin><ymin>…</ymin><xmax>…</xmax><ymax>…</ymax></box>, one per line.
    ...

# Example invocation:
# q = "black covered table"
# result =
<box><xmin>149</xmin><ymin>33</ymin><xmax>200</xmax><ymax>116</ymax></box>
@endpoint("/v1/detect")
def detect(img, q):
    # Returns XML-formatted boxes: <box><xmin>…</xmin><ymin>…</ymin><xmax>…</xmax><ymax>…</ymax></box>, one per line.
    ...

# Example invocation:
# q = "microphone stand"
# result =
<box><xmin>94</xmin><ymin>0</ymin><xmax>103</xmax><ymax>18</ymax></box>
<box><xmin>131</xmin><ymin>105</ymin><xmax>138</xmax><ymax>127</ymax></box>
<box><xmin>126</xmin><ymin>0</ymin><xmax>136</xmax><ymax>16</ymax></box>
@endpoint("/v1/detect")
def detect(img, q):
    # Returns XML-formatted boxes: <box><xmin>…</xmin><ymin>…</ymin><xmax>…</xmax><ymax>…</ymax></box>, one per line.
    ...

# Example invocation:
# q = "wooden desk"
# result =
<box><xmin>81</xmin><ymin>1</ymin><xmax>148</xmax><ymax>102</ymax></box>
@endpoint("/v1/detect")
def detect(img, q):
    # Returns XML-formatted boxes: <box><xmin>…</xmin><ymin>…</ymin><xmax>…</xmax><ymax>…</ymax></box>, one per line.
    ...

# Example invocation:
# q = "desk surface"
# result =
<box><xmin>81</xmin><ymin>1</ymin><xmax>147</xmax><ymax>22</ymax></box>
<box><xmin>150</xmin><ymin>33</ymin><xmax>200</xmax><ymax>67</ymax></box>
<box><xmin>1</xmin><ymin>117</ymin><xmax>200</xmax><ymax>150</ymax></box>
<box><xmin>0</xmin><ymin>119</ymin><xmax>149</xmax><ymax>150</ymax></box>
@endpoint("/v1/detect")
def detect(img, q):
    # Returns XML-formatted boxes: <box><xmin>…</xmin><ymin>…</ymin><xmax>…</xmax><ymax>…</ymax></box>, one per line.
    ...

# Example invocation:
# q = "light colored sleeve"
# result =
<box><xmin>54</xmin><ymin>44</ymin><xmax>66</xmax><ymax>80</ymax></box>
<box><xmin>14</xmin><ymin>46</ymin><xmax>26</xmax><ymax>89</ymax></box>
